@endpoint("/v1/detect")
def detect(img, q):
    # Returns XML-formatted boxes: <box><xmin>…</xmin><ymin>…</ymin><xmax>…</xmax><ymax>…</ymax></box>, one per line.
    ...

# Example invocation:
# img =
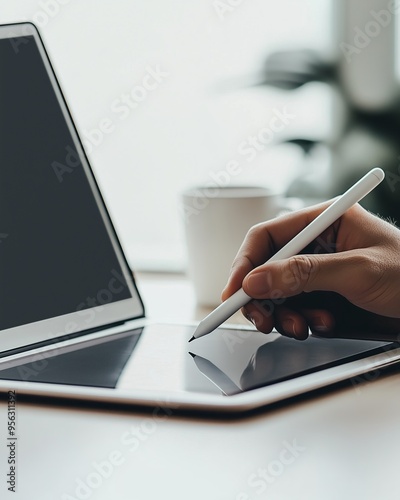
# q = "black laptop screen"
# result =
<box><xmin>0</xmin><ymin>35</ymin><xmax>132</xmax><ymax>331</ymax></box>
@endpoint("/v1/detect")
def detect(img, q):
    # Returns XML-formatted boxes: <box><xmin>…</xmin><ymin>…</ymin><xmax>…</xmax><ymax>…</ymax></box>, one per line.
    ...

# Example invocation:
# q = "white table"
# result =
<box><xmin>1</xmin><ymin>272</ymin><xmax>400</xmax><ymax>500</ymax></box>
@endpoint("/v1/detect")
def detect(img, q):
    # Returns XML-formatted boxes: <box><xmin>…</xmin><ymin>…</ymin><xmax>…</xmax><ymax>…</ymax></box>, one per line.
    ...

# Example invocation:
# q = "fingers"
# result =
<box><xmin>242</xmin><ymin>303</ymin><xmax>274</xmax><ymax>334</ymax></box>
<box><xmin>222</xmin><ymin>202</ymin><xmax>380</xmax><ymax>303</ymax></box>
<box><xmin>242</xmin><ymin>250</ymin><xmax>375</xmax><ymax>304</ymax></box>
<box><xmin>221</xmin><ymin>200</ymin><xmax>400</xmax><ymax>340</ymax></box>
<box><xmin>243</xmin><ymin>301</ymin><xmax>335</xmax><ymax>341</ymax></box>
<box><xmin>221</xmin><ymin>201</ymin><xmax>334</xmax><ymax>301</ymax></box>
<box><xmin>221</xmin><ymin>255</ymin><xmax>253</xmax><ymax>301</ymax></box>
<box><xmin>274</xmin><ymin>307</ymin><xmax>309</xmax><ymax>340</ymax></box>
<box><xmin>301</xmin><ymin>309</ymin><xmax>335</xmax><ymax>335</ymax></box>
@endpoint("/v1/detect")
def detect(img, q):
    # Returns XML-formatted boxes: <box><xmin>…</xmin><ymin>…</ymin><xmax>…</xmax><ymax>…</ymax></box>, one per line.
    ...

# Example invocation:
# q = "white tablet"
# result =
<box><xmin>0</xmin><ymin>322</ymin><xmax>399</xmax><ymax>414</ymax></box>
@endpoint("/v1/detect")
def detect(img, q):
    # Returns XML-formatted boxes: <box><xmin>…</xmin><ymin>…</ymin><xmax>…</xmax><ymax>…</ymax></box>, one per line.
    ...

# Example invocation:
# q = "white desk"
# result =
<box><xmin>1</xmin><ymin>273</ymin><xmax>400</xmax><ymax>500</ymax></box>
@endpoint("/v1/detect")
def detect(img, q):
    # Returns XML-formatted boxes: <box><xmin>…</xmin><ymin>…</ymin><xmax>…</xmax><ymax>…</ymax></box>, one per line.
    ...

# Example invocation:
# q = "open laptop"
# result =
<box><xmin>0</xmin><ymin>22</ymin><xmax>399</xmax><ymax>415</ymax></box>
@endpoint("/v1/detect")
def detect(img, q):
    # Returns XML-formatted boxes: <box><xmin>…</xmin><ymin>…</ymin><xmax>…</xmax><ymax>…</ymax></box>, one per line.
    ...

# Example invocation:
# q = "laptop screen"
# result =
<box><xmin>0</xmin><ymin>24</ymin><xmax>144</xmax><ymax>350</ymax></box>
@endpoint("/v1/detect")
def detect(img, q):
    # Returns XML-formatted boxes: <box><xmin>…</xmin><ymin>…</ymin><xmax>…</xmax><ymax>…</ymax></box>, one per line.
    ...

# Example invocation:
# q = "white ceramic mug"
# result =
<box><xmin>181</xmin><ymin>186</ymin><xmax>298</xmax><ymax>307</ymax></box>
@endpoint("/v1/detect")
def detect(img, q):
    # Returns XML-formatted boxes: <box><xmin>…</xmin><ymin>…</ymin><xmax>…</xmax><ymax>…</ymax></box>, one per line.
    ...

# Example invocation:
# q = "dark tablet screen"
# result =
<box><xmin>0</xmin><ymin>325</ymin><xmax>393</xmax><ymax>396</ymax></box>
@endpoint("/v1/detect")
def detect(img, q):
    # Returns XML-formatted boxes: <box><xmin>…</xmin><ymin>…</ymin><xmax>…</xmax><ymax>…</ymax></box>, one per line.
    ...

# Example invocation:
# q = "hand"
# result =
<box><xmin>221</xmin><ymin>203</ymin><xmax>400</xmax><ymax>341</ymax></box>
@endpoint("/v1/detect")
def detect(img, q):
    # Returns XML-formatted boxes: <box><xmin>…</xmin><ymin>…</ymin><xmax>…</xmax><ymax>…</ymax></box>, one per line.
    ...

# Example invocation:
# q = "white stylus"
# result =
<box><xmin>189</xmin><ymin>167</ymin><xmax>385</xmax><ymax>342</ymax></box>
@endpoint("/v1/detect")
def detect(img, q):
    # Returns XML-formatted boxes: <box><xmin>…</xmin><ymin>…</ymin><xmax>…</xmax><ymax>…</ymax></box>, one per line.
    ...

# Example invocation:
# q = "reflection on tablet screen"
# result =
<box><xmin>189</xmin><ymin>333</ymin><xmax>392</xmax><ymax>395</ymax></box>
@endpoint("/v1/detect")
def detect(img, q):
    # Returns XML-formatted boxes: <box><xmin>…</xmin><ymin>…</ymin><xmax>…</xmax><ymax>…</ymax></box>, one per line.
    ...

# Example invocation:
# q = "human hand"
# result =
<box><xmin>221</xmin><ymin>203</ymin><xmax>400</xmax><ymax>341</ymax></box>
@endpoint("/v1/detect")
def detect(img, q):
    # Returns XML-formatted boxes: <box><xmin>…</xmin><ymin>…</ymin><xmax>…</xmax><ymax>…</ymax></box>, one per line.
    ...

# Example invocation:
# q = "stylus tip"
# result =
<box><xmin>188</xmin><ymin>352</ymin><xmax>196</xmax><ymax>358</ymax></box>
<box><xmin>188</xmin><ymin>336</ymin><xmax>195</xmax><ymax>343</ymax></box>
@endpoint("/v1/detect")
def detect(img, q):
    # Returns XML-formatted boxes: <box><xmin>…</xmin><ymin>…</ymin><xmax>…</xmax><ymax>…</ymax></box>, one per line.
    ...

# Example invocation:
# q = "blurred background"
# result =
<box><xmin>2</xmin><ymin>0</ymin><xmax>400</xmax><ymax>272</ymax></box>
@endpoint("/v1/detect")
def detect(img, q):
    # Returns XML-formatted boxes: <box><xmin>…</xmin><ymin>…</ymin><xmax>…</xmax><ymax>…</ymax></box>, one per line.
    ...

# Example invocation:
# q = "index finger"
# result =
<box><xmin>221</xmin><ymin>200</ymin><xmax>334</xmax><ymax>301</ymax></box>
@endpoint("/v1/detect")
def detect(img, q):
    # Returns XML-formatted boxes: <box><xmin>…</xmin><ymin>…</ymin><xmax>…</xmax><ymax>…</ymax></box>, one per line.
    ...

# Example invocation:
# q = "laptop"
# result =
<box><xmin>0</xmin><ymin>22</ymin><xmax>399</xmax><ymax>415</ymax></box>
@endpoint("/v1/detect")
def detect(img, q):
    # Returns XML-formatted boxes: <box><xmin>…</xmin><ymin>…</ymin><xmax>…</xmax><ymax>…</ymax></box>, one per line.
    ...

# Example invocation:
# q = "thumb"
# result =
<box><xmin>242</xmin><ymin>251</ymin><xmax>366</xmax><ymax>299</ymax></box>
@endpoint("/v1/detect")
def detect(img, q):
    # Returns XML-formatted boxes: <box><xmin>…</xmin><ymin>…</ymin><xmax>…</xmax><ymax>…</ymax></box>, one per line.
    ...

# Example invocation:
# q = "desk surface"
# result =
<box><xmin>1</xmin><ymin>273</ymin><xmax>400</xmax><ymax>500</ymax></box>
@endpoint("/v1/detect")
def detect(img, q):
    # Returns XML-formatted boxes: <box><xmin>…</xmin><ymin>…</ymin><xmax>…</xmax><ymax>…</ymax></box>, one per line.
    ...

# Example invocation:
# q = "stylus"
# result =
<box><xmin>188</xmin><ymin>167</ymin><xmax>385</xmax><ymax>342</ymax></box>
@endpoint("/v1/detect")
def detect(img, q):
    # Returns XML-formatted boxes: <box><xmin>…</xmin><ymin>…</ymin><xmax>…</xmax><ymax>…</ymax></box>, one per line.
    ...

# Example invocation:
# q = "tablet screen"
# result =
<box><xmin>0</xmin><ymin>324</ymin><xmax>393</xmax><ymax>397</ymax></box>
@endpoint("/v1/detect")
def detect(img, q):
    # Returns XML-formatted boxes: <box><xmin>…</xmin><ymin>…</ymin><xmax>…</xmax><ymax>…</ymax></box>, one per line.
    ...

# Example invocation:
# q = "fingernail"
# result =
<box><xmin>282</xmin><ymin>319</ymin><xmax>296</xmax><ymax>337</ymax></box>
<box><xmin>313</xmin><ymin>325</ymin><xmax>328</xmax><ymax>332</ymax></box>
<box><xmin>245</xmin><ymin>313</ymin><xmax>257</xmax><ymax>328</ymax></box>
<box><xmin>311</xmin><ymin>315</ymin><xmax>329</xmax><ymax>332</ymax></box>
<box><xmin>246</xmin><ymin>273</ymin><xmax>268</xmax><ymax>295</ymax></box>
<box><xmin>221</xmin><ymin>284</ymin><xmax>231</xmax><ymax>301</ymax></box>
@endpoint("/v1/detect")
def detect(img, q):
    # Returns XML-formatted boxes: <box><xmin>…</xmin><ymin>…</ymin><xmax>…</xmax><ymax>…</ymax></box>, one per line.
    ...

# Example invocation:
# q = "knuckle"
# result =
<box><xmin>288</xmin><ymin>255</ymin><xmax>317</xmax><ymax>291</ymax></box>
<box><xmin>230</xmin><ymin>254</ymin><xmax>248</xmax><ymax>270</ymax></box>
<box><xmin>245</xmin><ymin>223</ymin><xmax>264</xmax><ymax>240</ymax></box>
<box><xmin>348</xmin><ymin>252</ymin><xmax>374</xmax><ymax>275</ymax></box>
<box><xmin>231</xmin><ymin>224</ymin><xmax>266</xmax><ymax>272</ymax></box>
<box><xmin>353</xmin><ymin>252</ymin><xmax>380</xmax><ymax>281</ymax></box>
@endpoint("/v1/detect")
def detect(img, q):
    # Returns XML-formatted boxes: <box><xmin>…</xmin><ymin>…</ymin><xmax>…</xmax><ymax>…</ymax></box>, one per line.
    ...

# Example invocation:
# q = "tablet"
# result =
<box><xmin>0</xmin><ymin>321</ymin><xmax>399</xmax><ymax>414</ymax></box>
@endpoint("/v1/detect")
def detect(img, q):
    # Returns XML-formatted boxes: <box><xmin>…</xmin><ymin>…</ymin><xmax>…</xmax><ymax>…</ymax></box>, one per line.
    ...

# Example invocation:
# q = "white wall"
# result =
<box><xmin>0</xmin><ymin>0</ymin><xmax>333</xmax><ymax>270</ymax></box>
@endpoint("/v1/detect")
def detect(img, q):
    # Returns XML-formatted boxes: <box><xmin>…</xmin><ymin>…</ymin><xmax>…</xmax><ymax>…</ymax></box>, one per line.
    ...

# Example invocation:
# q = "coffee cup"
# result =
<box><xmin>181</xmin><ymin>186</ymin><xmax>299</xmax><ymax>307</ymax></box>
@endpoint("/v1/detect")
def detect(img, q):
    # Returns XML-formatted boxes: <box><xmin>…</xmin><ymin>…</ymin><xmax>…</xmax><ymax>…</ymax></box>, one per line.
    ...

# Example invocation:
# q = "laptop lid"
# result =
<box><xmin>0</xmin><ymin>22</ymin><xmax>145</xmax><ymax>353</ymax></box>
